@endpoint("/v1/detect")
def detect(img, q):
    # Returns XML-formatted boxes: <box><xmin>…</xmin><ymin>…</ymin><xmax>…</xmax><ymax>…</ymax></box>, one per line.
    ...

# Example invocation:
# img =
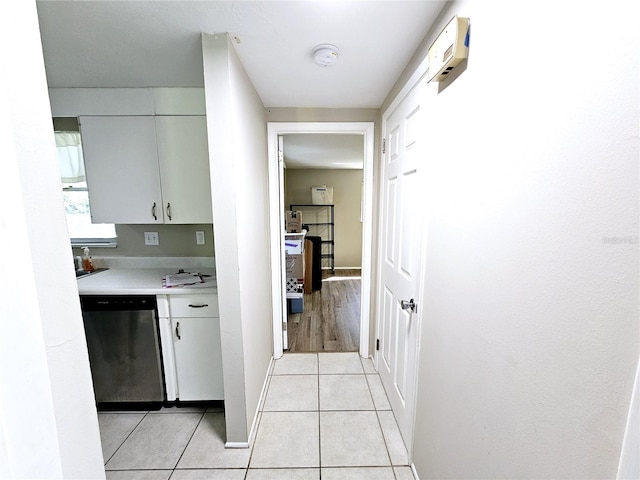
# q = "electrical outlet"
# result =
<box><xmin>144</xmin><ymin>231</ymin><xmax>159</xmax><ymax>246</ymax></box>
<box><xmin>196</xmin><ymin>231</ymin><xmax>205</xmax><ymax>245</ymax></box>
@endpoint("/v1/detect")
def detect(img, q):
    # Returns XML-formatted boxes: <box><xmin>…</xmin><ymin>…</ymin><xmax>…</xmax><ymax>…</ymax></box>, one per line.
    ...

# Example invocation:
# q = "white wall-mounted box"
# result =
<box><xmin>311</xmin><ymin>185</ymin><xmax>334</xmax><ymax>205</ymax></box>
<box><xmin>427</xmin><ymin>16</ymin><xmax>470</xmax><ymax>83</ymax></box>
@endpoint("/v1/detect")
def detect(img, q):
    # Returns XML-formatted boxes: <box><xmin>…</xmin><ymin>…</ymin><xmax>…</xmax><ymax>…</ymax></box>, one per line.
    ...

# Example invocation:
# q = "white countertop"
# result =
<box><xmin>77</xmin><ymin>267</ymin><xmax>217</xmax><ymax>295</ymax></box>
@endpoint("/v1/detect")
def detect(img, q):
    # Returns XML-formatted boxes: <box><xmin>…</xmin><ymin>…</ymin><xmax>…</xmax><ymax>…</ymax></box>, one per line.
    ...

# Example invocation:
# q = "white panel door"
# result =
<box><xmin>377</xmin><ymin>82</ymin><xmax>424</xmax><ymax>450</ymax></box>
<box><xmin>155</xmin><ymin>116</ymin><xmax>213</xmax><ymax>223</ymax></box>
<box><xmin>79</xmin><ymin>116</ymin><xmax>164</xmax><ymax>223</ymax></box>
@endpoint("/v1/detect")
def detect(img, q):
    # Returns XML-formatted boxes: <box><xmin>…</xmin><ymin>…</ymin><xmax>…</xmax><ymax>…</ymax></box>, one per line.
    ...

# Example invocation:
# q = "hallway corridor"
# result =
<box><xmin>99</xmin><ymin>352</ymin><xmax>414</xmax><ymax>479</ymax></box>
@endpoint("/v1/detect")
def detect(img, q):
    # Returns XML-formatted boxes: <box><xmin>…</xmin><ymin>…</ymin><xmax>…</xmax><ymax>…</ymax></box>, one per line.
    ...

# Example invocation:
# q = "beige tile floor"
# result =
<box><xmin>100</xmin><ymin>352</ymin><xmax>415</xmax><ymax>480</ymax></box>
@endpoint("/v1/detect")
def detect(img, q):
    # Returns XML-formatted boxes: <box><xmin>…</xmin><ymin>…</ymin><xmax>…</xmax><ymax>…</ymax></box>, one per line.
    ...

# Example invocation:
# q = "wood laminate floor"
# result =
<box><xmin>287</xmin><ymin>269</ymin><xmax>361</xmax><ymax>353</ymax></box>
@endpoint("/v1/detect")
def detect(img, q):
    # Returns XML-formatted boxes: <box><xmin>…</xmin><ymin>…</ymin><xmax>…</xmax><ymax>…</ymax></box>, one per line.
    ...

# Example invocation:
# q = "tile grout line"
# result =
<box><xmin>374</xmin><ymin>409</ymin><xmax>397</xmax><ymax>474</ymax></box>
<box><xmin>246</xmin><ymin>368</ymin><xmax>271</xmax><ymax>473</ymax></box>
<box><xmin>362</xmin><ymin>354</ymin><xmax>401</xmax><ymax>476</ymax></box>
<box><xmin>362</xmin><ymin>359</ymin><xmax>378</xmax><ymax>411</ymax></box>
<box><xmin>102</xmin><ymin>409</ymin><xmax>150</xmax><ymax>470</ymax></box>
<box><xmin>170</xmin><ymin>410</ymin><xmax>207</xmax><ymax>474</ymax></box>
<box><xmin>365</xmin><ymin>356</ymin><xmax>400</xmax><ymax>479</ymax></box>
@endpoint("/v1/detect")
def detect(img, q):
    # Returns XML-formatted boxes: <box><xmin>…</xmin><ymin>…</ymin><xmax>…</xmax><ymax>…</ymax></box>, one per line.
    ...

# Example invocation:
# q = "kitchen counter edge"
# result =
<box><xmin>77</xmin><ymin>268</ymin><xmax>217</xmax><ymax>296</ymax></box>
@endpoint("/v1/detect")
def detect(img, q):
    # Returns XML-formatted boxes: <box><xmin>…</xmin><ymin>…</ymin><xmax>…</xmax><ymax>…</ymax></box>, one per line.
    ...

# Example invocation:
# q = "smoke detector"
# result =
<box><xmin>312</xmin><ymin>44</ymin><xmax>339</xmax><ymax>67</ymax></box>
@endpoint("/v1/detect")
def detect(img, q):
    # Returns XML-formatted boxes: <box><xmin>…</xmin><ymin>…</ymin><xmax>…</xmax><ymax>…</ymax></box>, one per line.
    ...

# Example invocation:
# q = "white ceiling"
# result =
<box><xmin>36</xmin><ymin>0</ymin><xmax>446</xmax><ymax>109</ymax></box>
<box><xmin>283</xmin><ymin>134</ymin><xmax>364</xmax><ymax>169</ymax></box>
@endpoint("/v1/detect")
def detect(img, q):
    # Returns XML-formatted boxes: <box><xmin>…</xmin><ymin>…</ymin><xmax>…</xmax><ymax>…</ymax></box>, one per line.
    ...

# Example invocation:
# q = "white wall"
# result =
<box><xmin>228</xmin><ymin>34</ymin><xmax>274</xmax><ymax>440</ymax></box>
<box><xmin>0</xmin><ymin>1</ymin><xmax>104</xmax><ymax>478</ymax></box>
<box><xmin>401</xmin><ymin>2</ymin><xmax>639</xmax><ymax>478</ymax></box>
<box><xmin>265</xmin><ymin>108</ymin><xmax>378</xmax><ymax>123</ymax></box>
<box><xmin>286</xmin><ymin>169</ymin><xmax>363</xmax><ymax>268</ymax></box>
<box><xmin>202</xmin><ymin>34</ymin><xmax>272</xmax><ymax>444</ymax></box>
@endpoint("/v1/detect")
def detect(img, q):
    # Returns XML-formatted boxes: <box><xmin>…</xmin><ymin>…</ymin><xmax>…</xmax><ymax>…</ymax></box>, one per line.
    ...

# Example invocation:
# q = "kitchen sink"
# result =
<box><xmin>76</xmin><ymin>267</ymin><xmax>109</xmax><ymax>278</ymax></box>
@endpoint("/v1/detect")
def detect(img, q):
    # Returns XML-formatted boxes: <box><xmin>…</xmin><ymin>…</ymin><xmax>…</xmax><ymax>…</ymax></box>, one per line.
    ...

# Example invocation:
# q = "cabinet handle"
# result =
<box><xmin>166</xmin><ymin>203</ymin><xmax>172</xmax><ymax>221</ymax></box>
<box><xmin>175</xmin><ymin>321</ymin><xmax>181</xmax><ymax>340</ymax></box>
<box><xmin>188</xmin><ymin>304</ymin><xmax>208</xmax><ymax>308</ymax></box>
<box><xmin>152</xmin><ymin>202</ymin><xmax>157</xmax><ymax>221</ymax></box>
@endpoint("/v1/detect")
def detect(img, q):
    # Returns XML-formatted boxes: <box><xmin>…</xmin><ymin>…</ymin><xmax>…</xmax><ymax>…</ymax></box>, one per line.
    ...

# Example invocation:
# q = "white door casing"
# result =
<box><xmin>278</xmin><ymin>134</ymin><xmax>288</xmax><ymax>351</ymax></box>
<box><xmin>267</xmin><ymin>122</ymin><xmax>375</xmax><ymax>359</ymax></box>
<box><xmin>377</xmin><ymin>80</ymin><xmax>425</xmax><ymax>455</ymax></box>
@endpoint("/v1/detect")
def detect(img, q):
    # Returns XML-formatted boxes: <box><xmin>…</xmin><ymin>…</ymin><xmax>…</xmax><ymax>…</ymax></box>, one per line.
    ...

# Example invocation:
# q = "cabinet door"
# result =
<box><xmin>155</xmin><ymin>116</ymin><xmax>213</xmax><ymax>223</ymax></box>
<box><xmin>80</xmin><ymin>116</ymin><xmax>164</xmax><ymax>223</ymax></box>
<box><xmin>172</xmin><ymin>317</ymin><xmax>224</xmax><ymax>401</ymax></box>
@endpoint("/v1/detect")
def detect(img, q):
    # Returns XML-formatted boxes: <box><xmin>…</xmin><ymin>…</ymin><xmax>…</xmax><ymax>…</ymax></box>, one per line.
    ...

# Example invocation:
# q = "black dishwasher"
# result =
<box><xmin>81</xmin><ymin>295</ymin><xmax>165</xmax><ymax>407</ymax></box>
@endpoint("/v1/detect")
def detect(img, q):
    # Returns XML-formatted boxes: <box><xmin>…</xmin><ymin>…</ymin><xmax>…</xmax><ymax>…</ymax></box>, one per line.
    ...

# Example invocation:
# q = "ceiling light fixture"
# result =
<box><xmin>312</xmin><ymin>44</ymin><xmax>339</xmax><ymax>67</ymax></box>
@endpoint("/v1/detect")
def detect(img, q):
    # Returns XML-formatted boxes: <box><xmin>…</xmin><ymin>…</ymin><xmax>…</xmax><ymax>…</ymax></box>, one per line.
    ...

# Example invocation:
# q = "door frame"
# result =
<box><xmin>267</xmin><ymin>122</ymin><xmax>375</xmax><ymax>359</ymax></box>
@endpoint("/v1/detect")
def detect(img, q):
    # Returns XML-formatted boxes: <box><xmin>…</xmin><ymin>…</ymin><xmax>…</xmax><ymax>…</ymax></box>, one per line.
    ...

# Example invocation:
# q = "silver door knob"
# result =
<box><xmin>400</xmin><ymin>298</ymin><xmax>417</xmax><ymax>313</ymax></box>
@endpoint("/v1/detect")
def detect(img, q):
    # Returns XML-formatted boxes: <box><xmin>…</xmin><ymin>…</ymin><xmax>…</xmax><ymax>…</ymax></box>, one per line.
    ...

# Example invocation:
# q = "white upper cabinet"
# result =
<box><xmin>80</xmin><ymin>116</ymin><xmax>164</xmax><ymax>224</ymax></box>
<box><xmin>155</xmin><ymin>116</ymin><xmax>213</xmax><ymax>224</ymax></box>
<box><xmin>79</xmin><ymin>115</ymin><xmax>213</xmax><ymax>224</ymax></box>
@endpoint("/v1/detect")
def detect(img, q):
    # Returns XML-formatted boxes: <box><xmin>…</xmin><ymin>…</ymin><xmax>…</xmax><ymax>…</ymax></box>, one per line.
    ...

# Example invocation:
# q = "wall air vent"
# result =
<box><xmin>427</xmin><ymin>16</ymin><xmax>470</xmax><ymax>83</ymax></box>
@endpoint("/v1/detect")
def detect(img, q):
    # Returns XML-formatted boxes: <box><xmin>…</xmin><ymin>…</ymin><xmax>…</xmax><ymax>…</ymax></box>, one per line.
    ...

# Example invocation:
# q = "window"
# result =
<box><xmin>55</xmin><ymin>129</ymin><xmax>117</xmax><ymax>247</ymax></box>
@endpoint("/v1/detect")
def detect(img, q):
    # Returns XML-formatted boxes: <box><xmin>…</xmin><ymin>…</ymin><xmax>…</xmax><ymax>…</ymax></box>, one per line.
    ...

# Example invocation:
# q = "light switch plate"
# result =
<box><xmin>145</xmin><ymin>231</ymin><xmax>159</xmax><ymax>246</ymax></box>
<box><xmin>196</xmin><ymin>231</ymin><xmax>205</xmax><ymax>245</ymax></box>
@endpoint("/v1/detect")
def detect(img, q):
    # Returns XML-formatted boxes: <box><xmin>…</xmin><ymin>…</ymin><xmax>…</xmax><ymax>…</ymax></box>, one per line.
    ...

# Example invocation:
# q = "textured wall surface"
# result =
<box><xmin>1</xmin><ymin>1</ymin><xmax>105</xmax><ymax>478</ymax></box>
<box><xmin>407</xmin><ymin>2</ymin><xmax>639</xmax><ymax>478</ymax></box>
<box><xmin>202</xmin><ymin>33</ymin><xmax>273</xmax><ymax>445</ymax></box>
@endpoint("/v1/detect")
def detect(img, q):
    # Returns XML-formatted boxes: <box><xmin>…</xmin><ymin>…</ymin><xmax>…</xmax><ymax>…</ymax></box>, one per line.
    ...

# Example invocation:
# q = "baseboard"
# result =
<box><xmin>224</xmin><ymin>356</ymin><xmax>273</xmax><ymax>450</ymax></box>
<box><xmin>411</xmin><ymin>463</ymin><xmax>420</xmax><ymax>480</ymax></box>
<box><xmin>224</xmin><ymin>441</ymin><xmax>249</xmax><ymax>449</ymax></box>
<box><xmin>323</xmin><ymin>266</ymin><xmax>362</xmax><ymax>270</ymax></box>
<box><xmin>247</xmin><ymin>356</ymin><xmax>274</xmax><ymax>447</ymax></box>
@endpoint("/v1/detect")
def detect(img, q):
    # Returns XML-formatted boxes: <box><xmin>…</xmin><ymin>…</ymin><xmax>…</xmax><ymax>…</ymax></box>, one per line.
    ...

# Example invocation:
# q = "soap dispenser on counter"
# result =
<box><xmin>82</xmin><ymin>246</ymin><xmax>94</xmax><ymax>272</ymax></box>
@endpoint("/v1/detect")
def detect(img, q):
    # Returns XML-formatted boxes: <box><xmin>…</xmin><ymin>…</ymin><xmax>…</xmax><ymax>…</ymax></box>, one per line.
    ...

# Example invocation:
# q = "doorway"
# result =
<box><xmin>267</xmin><ymin>122</ymin><xmax>375</xmax><ymax>359</ymax></box>
<box><xmin>283</xmin><ymin>137</ymin><xmax>363</xmax><ymax>351</ymax></box>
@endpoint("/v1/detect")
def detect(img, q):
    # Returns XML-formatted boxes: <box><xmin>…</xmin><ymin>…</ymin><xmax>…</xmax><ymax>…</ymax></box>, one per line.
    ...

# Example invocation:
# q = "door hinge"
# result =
<box><xmin>376</xmin><ymin>339</ymin><xmax>380</xmax><ymax>351</ymax></box>
<box><xmin>382</xmin><ymin>138</ymin><xmax>386</xmax><ymax>154</ymax></box>
<box><xmin>282</xmin><ymin>321</ymin><xmax>287</xmax><ymax>331</ymax></box>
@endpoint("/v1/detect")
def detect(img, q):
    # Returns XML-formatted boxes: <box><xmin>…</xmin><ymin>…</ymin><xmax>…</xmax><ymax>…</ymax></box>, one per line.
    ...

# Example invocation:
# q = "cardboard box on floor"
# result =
<box><xmin>286</xmin><ymin>211</ymin><xmax>303</xmax><ymax>233</ymax></box>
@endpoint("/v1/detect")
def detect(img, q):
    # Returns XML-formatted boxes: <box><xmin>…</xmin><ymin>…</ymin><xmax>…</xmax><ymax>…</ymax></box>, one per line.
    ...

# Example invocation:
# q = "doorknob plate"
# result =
<box><xmin>400</xmin><ymin>298</ymin><xmax>417</xmax><ymax>313</ymax></box>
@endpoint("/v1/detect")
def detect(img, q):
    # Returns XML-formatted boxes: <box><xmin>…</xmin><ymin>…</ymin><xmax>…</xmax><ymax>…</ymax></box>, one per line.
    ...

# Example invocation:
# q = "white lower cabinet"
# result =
<box><xmin>167</xmin><ymin>294</ymin><xmax>223</xmax><ymax>401</ymax></box>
